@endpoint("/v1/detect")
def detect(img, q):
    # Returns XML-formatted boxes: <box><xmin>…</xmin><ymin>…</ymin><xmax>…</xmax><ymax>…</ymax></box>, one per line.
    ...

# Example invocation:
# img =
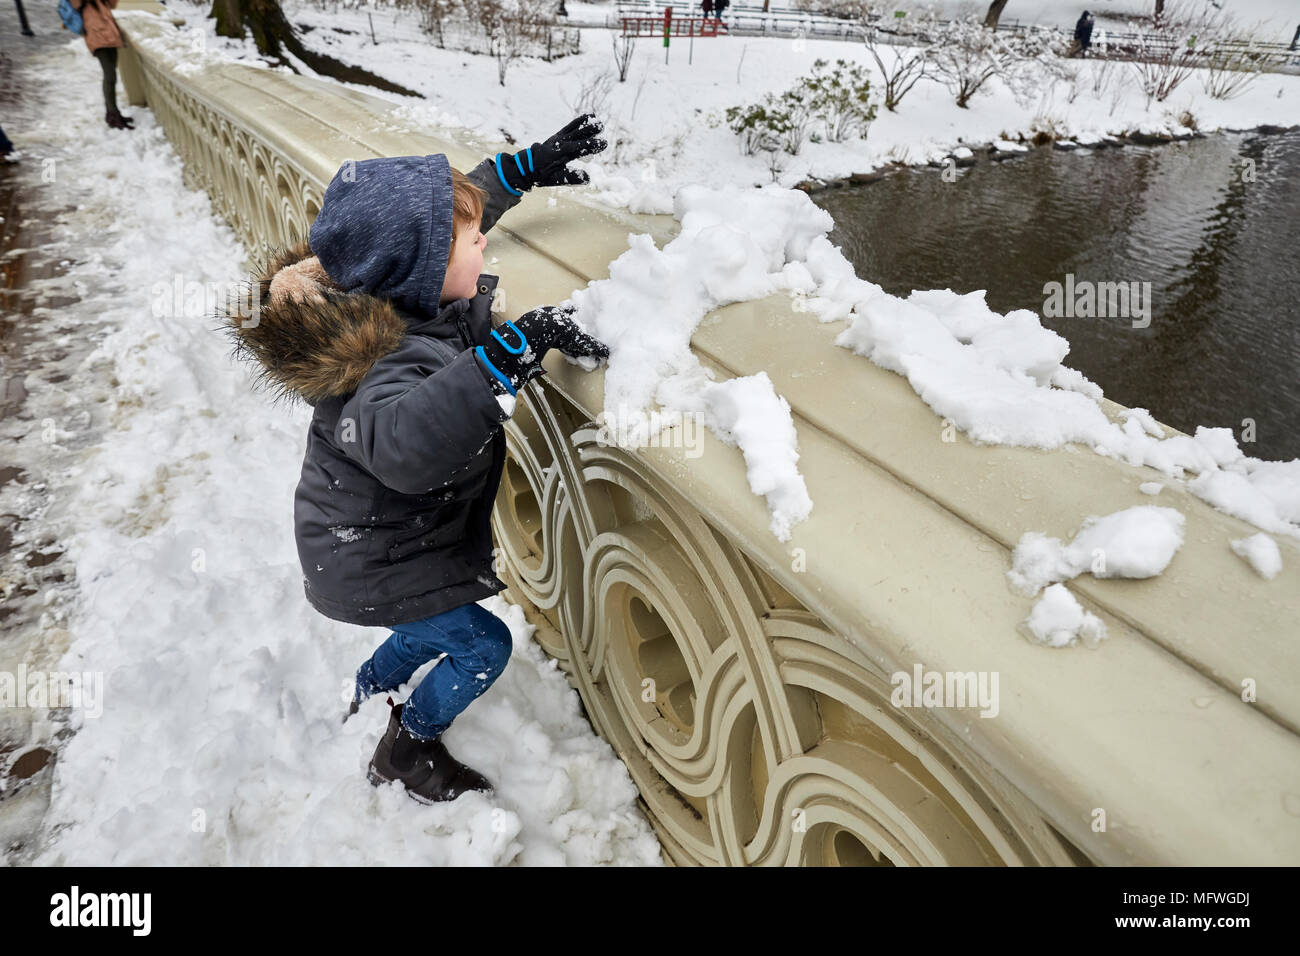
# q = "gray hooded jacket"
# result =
<box><xmin>224</xmin><ymin>153</ymin><xmax>523</xmax><ymax>626</ymax></box>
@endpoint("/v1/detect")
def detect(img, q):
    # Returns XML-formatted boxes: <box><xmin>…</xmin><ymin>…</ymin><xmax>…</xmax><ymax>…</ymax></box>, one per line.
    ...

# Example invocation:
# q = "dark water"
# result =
<box><xmin>814</xmin><ymin>131</ymin><xmax>1300</xmax><ymax>463</ymax></box>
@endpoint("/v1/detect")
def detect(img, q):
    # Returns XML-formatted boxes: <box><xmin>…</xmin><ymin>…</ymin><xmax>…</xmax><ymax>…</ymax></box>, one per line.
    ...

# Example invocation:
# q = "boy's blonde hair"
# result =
<box><xmin>451</xmin><ymin>167</ymin><xmax>486</xmax><ymax>236</ymax></box>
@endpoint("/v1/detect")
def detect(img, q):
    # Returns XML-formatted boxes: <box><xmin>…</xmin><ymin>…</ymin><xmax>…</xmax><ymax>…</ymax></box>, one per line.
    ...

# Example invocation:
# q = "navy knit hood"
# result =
<box><xmin>308</xmin><ymin>153</ymin><xmax>454</xmax><ymax>319</ymax></box>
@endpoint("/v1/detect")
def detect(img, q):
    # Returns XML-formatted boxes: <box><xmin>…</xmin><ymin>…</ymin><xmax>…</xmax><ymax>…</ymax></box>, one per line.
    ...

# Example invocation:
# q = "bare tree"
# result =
<box><xmin>403</xmin><ymin>0</ymin><xmax>459</xmax><ymax>47</ymax></box>
<box><xmin>983</xmin><ymin>0</ymin><xmax>1009</xmax><ymax>30</ymax></box>
<box><xmin>209</xmin><ymin>0</ymin><xmax>418</xmax><ymax>94</ymax></box>
<box><xmin>462</xmin><ymin>0</ymin><xmax>554</xmax><ymax>86</ymax></box>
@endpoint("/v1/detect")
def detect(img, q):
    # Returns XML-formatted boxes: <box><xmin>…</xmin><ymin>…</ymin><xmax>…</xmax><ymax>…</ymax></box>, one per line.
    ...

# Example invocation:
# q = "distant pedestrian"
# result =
<box><xmin>1074</xmin><ymin>10</ymin><xmax>1095</xmax><ymax>57</ymax></box>
<box><xmin>715</xmin><ymin>0</ymin><xmax>729</xmax><ymax>23</ymax></box>
<box><xmin>69</xmin><ymin>0</ymin><xmax>134</xmax><ymax>130</ymax></box>
<box><xmin>702</xmin><ymin>0</ymin><xmax>713</xmax><ymax>18</ymax></box>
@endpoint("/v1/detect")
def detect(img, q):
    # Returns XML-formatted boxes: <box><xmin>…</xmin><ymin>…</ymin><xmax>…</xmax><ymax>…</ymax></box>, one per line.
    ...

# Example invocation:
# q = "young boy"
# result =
<box><xmin>224</xmin><ymin>115</ymin><xmax>608</xmax><ymax>803</ymax></box>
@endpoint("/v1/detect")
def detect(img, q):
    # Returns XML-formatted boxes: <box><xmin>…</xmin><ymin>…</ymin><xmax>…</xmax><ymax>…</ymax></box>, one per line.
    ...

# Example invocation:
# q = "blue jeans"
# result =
<box><xmin>354</xmin><ymin>602</ymin><xmax>513</xmax><ymax>741</ymax></box>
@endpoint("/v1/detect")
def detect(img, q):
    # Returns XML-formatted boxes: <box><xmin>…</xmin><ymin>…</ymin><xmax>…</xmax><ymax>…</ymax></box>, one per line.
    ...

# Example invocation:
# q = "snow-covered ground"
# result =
<box><xmin>159</xmin><ymin>0</ymin><xmax>1300</xmax><ymax>211</ymax></box>
<box><xmin>3</xmin><ymin>15</ymin><xmax>663</xmax><ymax>865</ymax></box>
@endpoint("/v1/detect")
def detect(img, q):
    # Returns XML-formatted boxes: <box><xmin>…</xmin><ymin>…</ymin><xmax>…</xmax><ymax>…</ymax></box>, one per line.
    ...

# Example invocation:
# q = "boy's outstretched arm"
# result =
<box><xmin>466</xmin><ymin>158</ymin><xmax>525</xmax><ymax>235</ymax></box>
<box><xmin>334</xmin><ymin>342</ymin><xmax>509</xmax><ymax>496</ymax></box>
<box><xmin>466</xmin><ymin>114</ymin><xmax>608</xmax><ymax>233</ymax></box>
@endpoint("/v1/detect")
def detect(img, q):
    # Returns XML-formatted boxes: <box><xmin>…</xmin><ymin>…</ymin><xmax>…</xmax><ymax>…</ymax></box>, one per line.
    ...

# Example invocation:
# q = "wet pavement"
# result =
<box><xmin>0</xmin><ymin>6</ymin><xmax>109</xmax><ymax>861</ymax></box>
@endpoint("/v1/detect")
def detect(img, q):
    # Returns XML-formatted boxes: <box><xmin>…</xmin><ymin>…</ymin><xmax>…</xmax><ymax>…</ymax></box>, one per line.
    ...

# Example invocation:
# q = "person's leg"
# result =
<box><xmin>94</xmin><ymin>47</ymin><xmax>119</xmax><ymax>113</ymax></box>
<box><xmin>396</xmin><ymin>604</ymin><xmax>513</xmax><ymax>740</ymax></box>
<box><xmin>354</xmin><ymin>603</ymin><xmax>513</xmax><ymax>738</ymax></box>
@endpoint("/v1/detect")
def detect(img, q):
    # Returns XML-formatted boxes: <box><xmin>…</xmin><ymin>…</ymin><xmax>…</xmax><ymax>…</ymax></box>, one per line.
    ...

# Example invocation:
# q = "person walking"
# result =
<box><xmin>702</xmin><ymin>0</ymin><xmax>713</xmax><ymax>19</ymax></box>
<box><xmin>715</xmin><ymin>0</ymin><xmax>729</xmax><ymax>22</ymax></box>
<box><xmin>1074</xmin><ymin>10</ymin><xmax>1095</xmax><ymax>57</ymax></box>
<box><xmin>71</xmin><ymin>0</ymin><xmax>134</xmax><ymax>129</ymax></box>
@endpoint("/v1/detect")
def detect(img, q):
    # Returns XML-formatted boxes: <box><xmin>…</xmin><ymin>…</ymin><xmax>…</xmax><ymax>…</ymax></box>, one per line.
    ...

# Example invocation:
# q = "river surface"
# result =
<box><xmin>813</xmin><ymin>130</ymin><xmax>1300</xmax><ymax>463</ymax></box>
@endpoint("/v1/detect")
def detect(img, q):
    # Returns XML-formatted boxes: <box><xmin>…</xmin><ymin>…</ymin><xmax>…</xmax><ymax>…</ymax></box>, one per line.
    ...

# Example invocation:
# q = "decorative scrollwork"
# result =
<box><xmin>492</xmin><ymin>384</ymin><xmax>1085</xmax><ymax>866</ymax></box>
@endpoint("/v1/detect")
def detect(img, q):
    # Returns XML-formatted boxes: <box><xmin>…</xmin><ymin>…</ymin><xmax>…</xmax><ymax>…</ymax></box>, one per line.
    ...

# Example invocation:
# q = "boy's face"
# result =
<box><xmin>440</xmin><ymin>215</ymin><xmax>486</xmax><ymax>305</ymax></box>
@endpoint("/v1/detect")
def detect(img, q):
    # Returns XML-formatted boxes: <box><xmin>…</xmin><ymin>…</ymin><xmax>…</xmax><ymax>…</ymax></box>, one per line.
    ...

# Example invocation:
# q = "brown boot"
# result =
<box><xmin>367</xmin><ymin>702</ymin><xmax>493</xmax><ymax>803</ymax></box>
<box><xmin>106</xmin><ymin>109</ymin><xmax>134</xmax><ymax>130</ymax></box>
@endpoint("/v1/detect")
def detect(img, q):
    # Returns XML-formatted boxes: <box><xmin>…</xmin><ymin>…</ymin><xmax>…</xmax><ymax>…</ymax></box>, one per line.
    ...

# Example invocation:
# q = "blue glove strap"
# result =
<box><xmin>490</xmin><ymin>320</ymin><xmax>528</xmax><ymax>355</ymax></box>
<box><xmin>475</xmin><ymin>346</ymin><xmax>517</xmax><ymax>396</ymax></box>
<box><xmin>494</xmin><ymin>153</ymin><xmax>523</xmax><ymax>197</ymax></box>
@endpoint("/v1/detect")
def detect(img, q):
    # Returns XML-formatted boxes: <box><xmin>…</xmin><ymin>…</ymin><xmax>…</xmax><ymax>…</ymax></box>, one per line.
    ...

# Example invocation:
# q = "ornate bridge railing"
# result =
<box><xmin>116</xmin><ymin>2</ymin><xmax>1300</xmax><ymax>866</ymax></box>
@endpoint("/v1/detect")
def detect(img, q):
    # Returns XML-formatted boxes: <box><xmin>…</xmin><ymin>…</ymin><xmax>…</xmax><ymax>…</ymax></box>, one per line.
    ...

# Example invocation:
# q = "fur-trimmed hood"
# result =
<box><xmin>222</xmin><ymin>239</ymin><xmax>413</xmax><ymax>405</ymax></box>
<box><xmin>223</xmin><ymin>152</ymin><xmax>470</xmax><ymax>405</ymax></box>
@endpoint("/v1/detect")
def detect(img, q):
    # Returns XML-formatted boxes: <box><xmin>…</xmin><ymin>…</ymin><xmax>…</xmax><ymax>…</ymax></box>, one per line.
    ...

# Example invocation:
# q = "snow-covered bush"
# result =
<box><xmin>725</xmin><ymin>100</ymin><xmax>795</xmax><ymax>156</ymax></box>
<box><xmin>928</xmin><ymin>16</ymin><xmax>1017</xmax><ymax>109</ymax></box>
<box><xmin>727</xmin><ymin>59</ymin><xmax>878</xmax><ymax>157</ymax></box>
<box><xmin>802</xmin><ymin>58</ymin><xmax>878</xmax><ymax>142</ymax></box>
<box><xmin>1127</xmin><ymin>0</ymin><xmax>1253</xmax><ymax>106</ymax></box>
<box><xmin>1129</xmin><ymin>31</ymin><xmax>1198</xmax><ymax>106</ymax></box>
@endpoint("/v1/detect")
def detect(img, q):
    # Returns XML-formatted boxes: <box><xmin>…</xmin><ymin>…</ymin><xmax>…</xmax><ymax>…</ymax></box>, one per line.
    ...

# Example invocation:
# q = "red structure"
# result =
<box><xmin>620</xmin><ymin>9</ymin><xmax>727</xmax><ymax>38</ymax></box>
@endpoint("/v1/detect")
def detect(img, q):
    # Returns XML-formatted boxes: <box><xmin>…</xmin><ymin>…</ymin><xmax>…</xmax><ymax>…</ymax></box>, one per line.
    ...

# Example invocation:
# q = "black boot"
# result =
<box><xmin>367</xmin><ymin>702</ymin><xmax>493</xmax><ymax>803</ymax></box>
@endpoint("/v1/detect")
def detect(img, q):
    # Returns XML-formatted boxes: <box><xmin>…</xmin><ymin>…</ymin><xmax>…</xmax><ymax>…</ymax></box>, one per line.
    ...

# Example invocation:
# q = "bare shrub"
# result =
<box><xmin>611</xmin><ymin>32</ymin><xmax>635</xmax><ymax>82</ymax></box>
<box><xmin>861</xmin><ymin>24</ymin><xmax>931</xmax><ymax>112</ymax></box>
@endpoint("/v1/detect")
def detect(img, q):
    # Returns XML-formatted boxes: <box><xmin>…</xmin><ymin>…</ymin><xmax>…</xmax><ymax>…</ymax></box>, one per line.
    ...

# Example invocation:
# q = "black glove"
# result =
<box><xmin>492</xmin><ymin>114</ymin><xmax>608</xmax><ymax>196</ymax></box>
<box><xmin>476</xmin><ymin>305</ymin><xmax>609</xmax><ymax>396</ymax></box>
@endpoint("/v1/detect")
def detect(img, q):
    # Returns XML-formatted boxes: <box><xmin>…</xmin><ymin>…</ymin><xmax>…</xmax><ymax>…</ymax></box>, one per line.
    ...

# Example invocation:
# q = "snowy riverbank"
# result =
<box><xmin>161</xmin><ymin>0</ymin><xmax>1300</xmax><ymax>212</ymax></box>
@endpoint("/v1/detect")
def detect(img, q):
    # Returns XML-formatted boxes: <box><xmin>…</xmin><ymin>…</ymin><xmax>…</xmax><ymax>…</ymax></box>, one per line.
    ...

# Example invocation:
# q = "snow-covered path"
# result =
<box><xmin>2</xmin><ymin>9</ymin><xmax>662</xmax><ymax>866</ymax></box>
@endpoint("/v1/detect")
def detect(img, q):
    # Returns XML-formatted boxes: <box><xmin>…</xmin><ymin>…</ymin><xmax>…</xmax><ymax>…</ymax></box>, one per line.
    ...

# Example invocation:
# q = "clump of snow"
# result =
<box><xmin>695</xmin><ymin>373</ymin><xmax>813</xmax><ymax>541</ymax></box>
<box><xmin>567</xmin><ymin>184</ymin><xmax>821</xmax><ymax>540</ymax></box>
<box><xmin>1008</xmin><ymin>506</ymin><xmax>1187</xmax><ymax>596</ymax></box>
<box><xmin>1021</xmin><ymin>584</ymin><xmax>1108</xmax><ymax>648</ymax></box>
<box><xmin>1230</xmin><ymin>533</ymin><xmax>1283</xmax><ymax>580</ymax></box>
<box><xmin>822</xmin><ymin>270</ymin><xmax>1300</xmax><ymax>539</ymax></box>
<box><xmin>1139</xmin><ymin>482</ymin><xmax>1164</xmax><ymax>495</ymax></box>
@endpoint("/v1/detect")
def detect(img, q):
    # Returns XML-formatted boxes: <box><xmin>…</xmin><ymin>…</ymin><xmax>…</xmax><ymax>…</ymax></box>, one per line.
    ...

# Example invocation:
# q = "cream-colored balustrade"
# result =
<box><xmin>117</xmin><ymin>4</ymin><xmax>1300</xmax><ymax>866</ymax></box>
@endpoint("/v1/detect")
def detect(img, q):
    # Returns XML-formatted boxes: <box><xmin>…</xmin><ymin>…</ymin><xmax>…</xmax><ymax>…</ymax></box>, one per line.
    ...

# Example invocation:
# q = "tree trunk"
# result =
<box><xmin>1154</xmin><ymin>0</ymin><xmax>1165</xmax><ymax>25</ymax></box>
<box><xmin>208</xmin><ymin>0</ymin><xmax>418</xmax><ymax>97</ymax></box>
<box><xmin>983</xmin><ymin>0</ymin><xmax>1009</xmax><ymax>30</ymax></box>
